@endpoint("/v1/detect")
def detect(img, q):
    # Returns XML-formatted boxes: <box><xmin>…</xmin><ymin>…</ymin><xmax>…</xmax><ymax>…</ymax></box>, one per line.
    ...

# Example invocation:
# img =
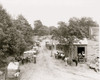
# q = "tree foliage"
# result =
<box><xmin>13</xmin><ymin>15</ymin><xmax>33</xmax><ymax>46</ymax></box>
<box><xmin>69</xmin><ymin>17</ymin><xmax>99</xmax><ymax>38</ymax></box>
<box><xmin>49</xmin><ymin>26</ymin><xmax>57</xmax><ymax>35</ymax></box>
<box><xmin>0</xmin><ymin>5</ymin><xmax>12</xmax><ymax>31</ymax></box>
<box><xmin>33</xmin><ymin>20</ymin><xmax>49</xmax><ymax>36</ymax></box>
<box><xmin>0</xmin><ymin>5</ymin><xmax>33</xmax><ymax>61</ymax></box>
<box><xmin>38</xmin><ymin>25</ymin><xmax>49</xmax><ymax>36</ymax></box>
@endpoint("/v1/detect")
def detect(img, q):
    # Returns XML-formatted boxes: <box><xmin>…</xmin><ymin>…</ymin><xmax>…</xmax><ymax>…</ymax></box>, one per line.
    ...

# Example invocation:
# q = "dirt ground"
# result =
<box><xmin>20</xmin><ymin>39</ymin><xmax>100</xmax><ymax>80</ymax></box>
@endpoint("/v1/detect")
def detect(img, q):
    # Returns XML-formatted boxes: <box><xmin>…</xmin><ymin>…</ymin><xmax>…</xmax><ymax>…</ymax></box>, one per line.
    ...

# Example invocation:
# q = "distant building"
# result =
<box><xmin>89</xmin><ymin>27</ymin><xmax>99</xmax><ymax>41</ymax></box>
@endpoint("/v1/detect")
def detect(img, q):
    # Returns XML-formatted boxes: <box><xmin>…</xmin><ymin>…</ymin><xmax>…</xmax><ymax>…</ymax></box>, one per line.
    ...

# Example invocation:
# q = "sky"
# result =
<box><xmin>0</xmin><ymin>0</ymin><xmax>100</xmax><ymax>28</ymax></box>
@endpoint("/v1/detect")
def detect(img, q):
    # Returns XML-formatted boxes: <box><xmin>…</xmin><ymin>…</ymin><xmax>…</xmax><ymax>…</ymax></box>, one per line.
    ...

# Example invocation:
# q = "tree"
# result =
<box><xmin>49</xmin><ymin>26</ymin><xmax>57</xmax><ymax>35</ymax></box>
<box><xmin>0</xmin><ymin>5</ymin><xmax>33</xmax><ymax>58</ymax></box>
<box><xmin>33</xmin><ymin>20</ymin><xmax>43</xmax><ymax>34</ymax></box>
<box><xmin>37</xmin><ymin>25</ymin><xmax>49</xmax><ymax>36</ymax></box>
<box><xmin>0</xmin><ymin>5</ymin><xmax>12</xmax><ymax>31</ymax></box>
<box><xmin>79</xmin><ymin>17</ymin><xmax>99</xmax><ymax>27</ymax></box>
<box><xmin>0</xmin><ymin>5</ymin><xmax>34</xmax><ymax>68</ymax></box>
<box><xmin>4</xmin><ymin>27</ymin><xmax>26</xmax><ymax>56</ymax></box>
<box><xmin>58</xmin><ymin>21</ymin><xmax>68</xmax><ymax>38</ymax></box>
<box><xmin>33</xmin><ymin>20</ymin><xmax>49</xmax><ymax>36</ymax></box>
<box><xmin>0</xmin><ymin>5</ymin><xmax>13</xmax><ymax>56</ymax></box>
<box><xmin>13</xmin><ymin>15</ymin><xmax>33</xmax><ymax>47</ymax></box>
<box><xmin>69</xmin><ymin>17</ymin><xmax>99</xmax><ymax>38</ymax></box>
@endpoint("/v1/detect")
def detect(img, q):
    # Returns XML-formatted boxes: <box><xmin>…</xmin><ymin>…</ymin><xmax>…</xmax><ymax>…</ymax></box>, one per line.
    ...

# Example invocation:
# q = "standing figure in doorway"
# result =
<box><xmin>78</xmin><ymin>53</ymin><xmax>82</xmax><ymax>62</ymax></box>
<box><xmin>82</xmin><ymin>51</ymin><xmax>85</xmax><ymax>57</ymax></box>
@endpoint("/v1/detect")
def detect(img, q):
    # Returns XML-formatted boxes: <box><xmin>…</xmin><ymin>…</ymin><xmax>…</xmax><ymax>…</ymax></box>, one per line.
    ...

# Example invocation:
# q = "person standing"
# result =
<box><xmin>73</xmin><ymin>56</ymin><xmax>78</xmax><ymax>66</ymax></box>
<box><xmin>64</xmin><ymin>57</ymin><xmax>68</xmax><ymax>66</ymax></box>
<box><xmin>78</xmin><ymin>53</ymin><xmax>82</xmax><ymax>62</ymax></box>
<box><xmin>33</xmin><ymin>53</ymin><xmax>37</xmax><ymax>64</ymax></box>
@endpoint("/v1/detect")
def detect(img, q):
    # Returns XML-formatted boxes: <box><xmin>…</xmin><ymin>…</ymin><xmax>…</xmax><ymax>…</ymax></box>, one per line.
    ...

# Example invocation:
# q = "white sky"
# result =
<box><xmin>0</xmin><ymin>0</ymin><xmax>100</xmax><ymax>28</ymax></box>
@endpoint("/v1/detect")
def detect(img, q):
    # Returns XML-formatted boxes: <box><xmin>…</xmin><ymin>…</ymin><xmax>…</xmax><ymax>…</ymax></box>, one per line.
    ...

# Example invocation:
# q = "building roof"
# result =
<box><xmin>24</xmin><ymin>50</ymin><xmax>36</xmax><ymax>54</ymax></box>
<box><xmin>57</xmin><ymin>38</ymin><xmax>88</xmax><ymax>45</ymax></box>
<box><xmin>73</xmin><ymin>38</ymin><xmax>88</xmax><ymax>45</ymax></box>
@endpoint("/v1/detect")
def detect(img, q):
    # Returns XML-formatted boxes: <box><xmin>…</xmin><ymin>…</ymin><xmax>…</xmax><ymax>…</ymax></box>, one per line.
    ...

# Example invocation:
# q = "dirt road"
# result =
<box><xmin>20</xmin><ymin>40</ymin><xmax>100</xmax><ymax>80</ymax></box>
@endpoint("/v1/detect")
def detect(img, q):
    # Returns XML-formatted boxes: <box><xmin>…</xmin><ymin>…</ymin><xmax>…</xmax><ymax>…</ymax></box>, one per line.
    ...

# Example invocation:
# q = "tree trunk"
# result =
<box><xmin>68</xmin><ymin>43</ymin><xmax>73</xmax><ymax>66</ymax></box>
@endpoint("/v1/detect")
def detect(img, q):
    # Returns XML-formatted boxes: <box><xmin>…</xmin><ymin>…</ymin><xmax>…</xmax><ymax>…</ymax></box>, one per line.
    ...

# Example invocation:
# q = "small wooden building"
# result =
<box><xmin>56</xmin><ymin>38</ymin><xmax>88</xmax><ymax>62</ymax></box>
<box><xmin>73</xmin><ymin>38</ymin><xmax>88</xmax><ymax>62</ymax></box>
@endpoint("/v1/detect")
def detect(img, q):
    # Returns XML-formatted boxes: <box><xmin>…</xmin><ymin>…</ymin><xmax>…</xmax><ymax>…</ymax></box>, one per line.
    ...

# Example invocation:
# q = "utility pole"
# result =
<box><xmin>50</xmin><ymin>36</ymin><xmax>53</xmax><ymax>57</ymax></box>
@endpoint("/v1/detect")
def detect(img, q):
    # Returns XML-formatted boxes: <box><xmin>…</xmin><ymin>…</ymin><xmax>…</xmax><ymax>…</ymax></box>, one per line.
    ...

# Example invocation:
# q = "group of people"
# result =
<box><xmin>14</xmin><ymin>55</ymin><xmax>35</xmax><ymax>65</ymax></box>
<box><xmin>89</xmin><ymin>56</ymin><xmax>100</xmax><ymax>72</ymax></box>
<box><xmin>54</xmin><ymin>51</ymin><xmax>86</xmax><ymax>66</ymax></box>
<box><xmin>78</xmin><ymin>51</ymin><xmax>85</xmax><ymax>62</ymax></box>
<box><xmin>72</xmin><ymin>51</ymin><xmax>86</xmax><ymax>66</ymax></box>
<box><xmin>54</xmin><ymin>50</ymin><xmax>65</xmax><ymax>59</ymax></box>
<box><xmin>54</xmin><ymin>50</ymin><xmax>69</xmax><ymax>66</ymax></box>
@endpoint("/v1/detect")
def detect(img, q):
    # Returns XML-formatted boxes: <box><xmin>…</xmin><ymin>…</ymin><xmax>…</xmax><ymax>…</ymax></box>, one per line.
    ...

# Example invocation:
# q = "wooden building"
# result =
<box><xmin>56</xmin><ymin>38</ymin><xmax>88</xmax><ymax>62</ymax></box>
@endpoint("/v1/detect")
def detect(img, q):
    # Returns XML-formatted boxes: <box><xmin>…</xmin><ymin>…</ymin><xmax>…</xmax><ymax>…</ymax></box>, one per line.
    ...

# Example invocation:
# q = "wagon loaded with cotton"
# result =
<box><xmin>32</xmin><ymin>46</ymin><xmax>39</xmax><ymax>54</ymax></box>
<box><xmin>5</xmin><ymin>62</ymin><xmax>20</xmax><ymax>80</ymax></box>
<box><xmin>22</xmin><ymin>50</ymin><xmax>36</xmax><ymax>63</ymax></box>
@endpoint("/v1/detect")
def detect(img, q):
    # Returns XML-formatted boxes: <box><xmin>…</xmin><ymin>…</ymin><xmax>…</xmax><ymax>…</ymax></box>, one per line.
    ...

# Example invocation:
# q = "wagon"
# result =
<box><xmin>23</xmin><ymin>50</ymin><xmax>36</xmax><ymax>63</ymax></box>
<box><xmin>5</xmin><ymin>62</ymin><xmax>20</xmax><ymax>80</ymax></box>
<box><xmin>55</xmin><ymin>50</ymin><xmax>65</xmax><ymax>59</ymax></box>
<box><xmin>36</xmin><ymin>41</ymin><xmax>41</xmax><ymax>47</ymax></box>
<box><xmin>33</xmin><ymin>46</ymin><xmax>39</xmax><ymax>54</ymax></box>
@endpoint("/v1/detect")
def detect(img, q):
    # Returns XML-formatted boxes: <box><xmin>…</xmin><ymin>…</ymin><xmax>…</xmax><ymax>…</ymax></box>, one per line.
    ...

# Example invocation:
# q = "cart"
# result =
<box><xmin>56</xmin><ymin>50</ymin><xmax>65</xmax><ymax>59</ymax></box>
<box><xmin>33</xmin><ymin>46</ymin><xmax>39</xmax><ymax>54</ymax></box>
<box><xmin>5</xmin><ymin>62</ymin><xmax>20</xmax><ymax>80</ymax></box>
<box><xmin>23</xmin><ymin>50</ymin><xmax>36</xmax><ymax>63</ymax></box>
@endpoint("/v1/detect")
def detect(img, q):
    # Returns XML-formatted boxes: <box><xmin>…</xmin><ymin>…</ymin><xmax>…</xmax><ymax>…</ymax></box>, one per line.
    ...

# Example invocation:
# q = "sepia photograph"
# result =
<box><xmin>0</xmin><ymin>0</ymin><xmax>99</xmax><ymax>80</ymax></box>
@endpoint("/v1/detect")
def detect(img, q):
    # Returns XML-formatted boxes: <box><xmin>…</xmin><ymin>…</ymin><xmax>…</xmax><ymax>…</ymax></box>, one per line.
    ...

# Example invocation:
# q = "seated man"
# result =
<box><xmin>78</xmin><ymin>53</ymin><xmax>83</xmax><ymax>62</ymax></box>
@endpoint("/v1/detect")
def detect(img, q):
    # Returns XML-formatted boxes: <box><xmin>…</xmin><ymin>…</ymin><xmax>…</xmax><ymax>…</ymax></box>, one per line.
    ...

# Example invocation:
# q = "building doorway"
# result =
<box><xmin>77</xmin><ymin>47</ymin><xmax>85</xmax><ymax>54</ymax></box>
<box><xmin>77</xmin><ymin>47</ymin><xmax>85</xmax><ymax>62</ymax></box>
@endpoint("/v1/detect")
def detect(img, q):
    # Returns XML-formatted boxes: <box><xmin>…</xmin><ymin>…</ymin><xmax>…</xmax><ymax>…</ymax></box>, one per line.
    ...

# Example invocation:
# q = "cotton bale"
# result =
<box><xmin>7</xmin><ymin>62</ymin><xmax>20</xmax><ymax>78</ymax></box>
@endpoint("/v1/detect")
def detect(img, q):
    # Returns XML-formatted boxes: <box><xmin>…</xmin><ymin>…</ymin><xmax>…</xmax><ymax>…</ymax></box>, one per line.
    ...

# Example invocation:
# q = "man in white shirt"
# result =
<box><xmin>64</xmin><ymin>57</ymin><xmax>68</xmax><ymax>66</ymax></box>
